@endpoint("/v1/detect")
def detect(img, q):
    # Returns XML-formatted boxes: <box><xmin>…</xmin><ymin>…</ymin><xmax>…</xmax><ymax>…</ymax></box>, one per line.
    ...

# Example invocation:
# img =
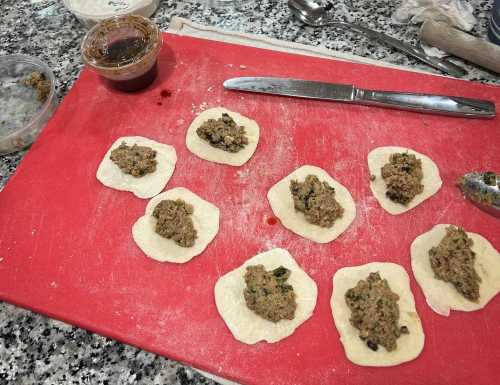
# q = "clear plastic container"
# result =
<box><xmin>81</xmin><ymin>15</ymin><xmax>163</xmax><ymax>92</ymax></box>
<box><xmin>0</xmin><ymin>55</ymin><xmax>57</xmax><ymax>155</ymax></box>
<box><xmin>63</xmin><ymin>0</ymin><xmax>160</xmax><ymax>29</ymax></box>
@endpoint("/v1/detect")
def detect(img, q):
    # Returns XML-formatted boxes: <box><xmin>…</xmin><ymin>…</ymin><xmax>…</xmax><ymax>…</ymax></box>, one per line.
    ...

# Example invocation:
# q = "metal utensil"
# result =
<box><xmin>457</xmin><ymin>172</ymin><xmax>500</xmax><ymax>218</ymax></box>
<box><xmin>288</xmin><ymin>0</ymin><xmax>468</xmax><ymax>78</ymax></box>
<box><xmin>223</xmin><ymin>77</ymin><xmax>496</xmax><ymax>118</ymax></box>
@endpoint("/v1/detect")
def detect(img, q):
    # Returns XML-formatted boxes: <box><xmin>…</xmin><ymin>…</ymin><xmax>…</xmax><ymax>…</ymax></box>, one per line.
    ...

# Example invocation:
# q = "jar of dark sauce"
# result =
<box><xmin>81</xmin><ymin>15</ymin><xmax>162</xmax><ymax>92</ymax></box>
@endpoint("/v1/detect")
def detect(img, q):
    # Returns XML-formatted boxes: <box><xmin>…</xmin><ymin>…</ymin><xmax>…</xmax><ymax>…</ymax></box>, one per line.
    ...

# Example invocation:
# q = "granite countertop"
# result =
<box><xmin>0</xmin><ymin>0</ymin><xmax>497</xmax><ymax>384</ymax></box>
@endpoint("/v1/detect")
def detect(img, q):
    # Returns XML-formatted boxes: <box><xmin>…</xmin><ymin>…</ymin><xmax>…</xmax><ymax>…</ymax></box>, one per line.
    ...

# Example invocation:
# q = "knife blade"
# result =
<box><xmin>223</xmin><ymin>77</ymin><xmax>496</xmax><ymax>118</ymax></box>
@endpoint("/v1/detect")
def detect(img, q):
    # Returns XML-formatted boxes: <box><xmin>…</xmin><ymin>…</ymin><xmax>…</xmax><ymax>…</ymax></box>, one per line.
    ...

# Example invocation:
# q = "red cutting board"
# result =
<box><xmin>1</xmin><ymin>33</ymin><xmax>499</xmax><ymax>385</ymax></box>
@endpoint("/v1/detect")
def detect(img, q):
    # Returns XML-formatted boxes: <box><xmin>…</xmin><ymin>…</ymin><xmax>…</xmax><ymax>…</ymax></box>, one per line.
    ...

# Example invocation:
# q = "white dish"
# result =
<box><xmin>63</xmin><ymin>0</ymin><xmax>160</xmax><ymax>28</ymax></box>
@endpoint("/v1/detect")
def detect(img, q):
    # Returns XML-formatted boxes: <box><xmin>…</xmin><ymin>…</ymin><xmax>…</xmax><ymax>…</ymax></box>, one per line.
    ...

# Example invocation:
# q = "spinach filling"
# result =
<box><xmin>152</xmin><ymin>199</ymin><xmax>197</xmax><ymax>248</ymax></box>
<box><xmin>196</xmin><ymin>113</ymin><xmax>249</xmax><ymax>153</ymax></box>
<box><xmin>290</xmin><ymin>174</ymin><xmax>344</xmax><ymax>227</ymax></box>
<box><xmin>244</xmin><ymin>265</ymin><xmax>297</xmax><ymax>323</ymax></box>
<box><xmin>429</xmin><ymin>226</ymin><xmax>481</xmax><ymax>302</ymax></box>
<box><xmin>381</xmin><ymin>153</ymin><xmax>424</xmax><ymax>205</ymax></box>
<box><xmin>345</xmin><ymin>272</ymin><xmax>409</xmax><ymax>352</ymax></box>
<box><xmin>110</xmin><ymin>142</ymin><xmax>157</xmax><ymax>177</ymax></box>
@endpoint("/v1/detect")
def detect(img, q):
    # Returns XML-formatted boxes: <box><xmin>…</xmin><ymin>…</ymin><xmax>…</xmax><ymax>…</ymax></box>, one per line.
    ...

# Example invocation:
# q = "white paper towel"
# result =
<box><xmin>392</xmin><ymin>0</ymin><xmax>476</xmax><ymax>31</ymax></box>
<box><xmin>392</xmin><ymin>0</ymin><xmax>476</xmax><ymax>57</ymax></box>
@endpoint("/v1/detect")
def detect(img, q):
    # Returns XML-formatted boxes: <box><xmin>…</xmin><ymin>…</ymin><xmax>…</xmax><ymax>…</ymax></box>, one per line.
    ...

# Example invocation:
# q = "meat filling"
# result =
<box><xmin>23</xmin><ymin>71</ymin><xmax>50</xmax><ymax>102</ymax></box>
<box><xmin>152</xmin><ymin>199</ymin><xmax>197</xmax><ymax>248</ymax></box>
<box><xmin>381</xmin><ymin>153</ymin><xmax>424</xmax><ymax>205</ymax></box>
<box><xmin>290</xmin><ymin>174</ymin><xmax>344</xmax><ymax>227</ymax></box>
<box><xmin>345</xmin><ymin>272</ymin><xmax>409</xmax><ymax>352</ymax></box>
<box><xmin>429</xmin><ymin>225</ymin><xmax>481</xmax><ymax>302</ymax></box>
<box><xmin>196</xmin><ymin>113</ymin><xmax>249</xmax><ymax>153</ymax></box>
<box><xmin>110</xmin><ymin>142</ymin><xmax>157</xmax><ymax>177</ymax></box>
<box><xmin>244</xmin><ymin>265</ymin><xmax>297</xmax><ymax>323</ymax></box>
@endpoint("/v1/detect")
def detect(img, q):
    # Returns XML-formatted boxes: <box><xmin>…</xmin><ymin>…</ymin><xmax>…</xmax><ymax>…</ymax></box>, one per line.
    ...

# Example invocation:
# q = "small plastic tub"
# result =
<box><xmin>0</xmin><ymin>55</ymin><xmax>57</xmax><ymax>155</ymax></box>
<box><xmin>63</xmin><ymin>0</ymin><xmax>160</xmax><ymax>29</ymax></box>
<box><xmin>81</xmin><ymin>15</ymin><xmax>163</xmax><ymax>92</ymax></box>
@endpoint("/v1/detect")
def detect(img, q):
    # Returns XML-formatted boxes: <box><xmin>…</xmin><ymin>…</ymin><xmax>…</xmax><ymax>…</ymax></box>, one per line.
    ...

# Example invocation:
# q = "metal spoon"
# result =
<box><xmin>457</xmin><ymin>171</ymin><xmax>500</xmax><ymax>219</ymax></box>
<box><xmin>288</xmin><ymin>0</ymin><xmax>468</xmax><ymax>78</ymax></box>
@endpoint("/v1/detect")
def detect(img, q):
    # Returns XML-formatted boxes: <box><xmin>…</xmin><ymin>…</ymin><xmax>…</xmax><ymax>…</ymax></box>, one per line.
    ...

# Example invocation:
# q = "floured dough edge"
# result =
<box><xmin>367</xmin><ymin>146</ymin><xmax>442</xmax><ymax>215</ymax></box>
<box><xmin>267</xmin><ymin>165</ymin><xmax>356</xmax><ymax>243</ymax></box>
<box><xmin>132</xmin><ymin>187</ymin><xmax>220</xmax><ymax>263</ymax></box>
<box><xmin>411</xmin><ymin>224</ymin><xmax>500</xmax><ymax>316</ymax></box>
<box><xmin>186</xmin><ymin>107</ymin><xmax>260</xmax><ymax>166</ymax></box>
<box><xmin>331</xmin><ymin>262</ymin><xmax>425</xmax><ymax>367</ymax></box>
<box><xmin>214</xmin><ymin>248</ymin><xmax>318</xmax><ymax>344</ymax></box>
<box><xmin>96</xmin><ymin>136</ymin><xmax>177</xmax><ymax>199</ymax></box>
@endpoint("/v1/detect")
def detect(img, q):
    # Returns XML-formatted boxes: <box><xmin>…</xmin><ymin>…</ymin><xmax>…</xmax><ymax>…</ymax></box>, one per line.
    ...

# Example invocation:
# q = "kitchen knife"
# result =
<box><xmin>223</xmin><ymin>77</ymin><xmax>496</xmax><ymax>118</ymax></box>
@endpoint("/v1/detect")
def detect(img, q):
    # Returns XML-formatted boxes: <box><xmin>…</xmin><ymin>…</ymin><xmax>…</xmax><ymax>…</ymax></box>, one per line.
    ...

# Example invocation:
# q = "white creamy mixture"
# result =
<box><xmin>66</xmin><ymin>0</ymin><xmax>143</xmax><ymax>16</ymax></box>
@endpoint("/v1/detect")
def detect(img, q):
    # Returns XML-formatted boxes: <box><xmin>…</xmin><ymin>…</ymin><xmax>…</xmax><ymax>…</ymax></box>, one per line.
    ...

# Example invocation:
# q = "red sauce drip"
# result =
<box><xmin>160</xmin><ymin>89</ymin><xmax>172</xmax><ymax>98</ymax></box>
<box><xmin>267</xmin><ymin>217</ymin><xmax>278</xmax><ymax>225</ymax></box>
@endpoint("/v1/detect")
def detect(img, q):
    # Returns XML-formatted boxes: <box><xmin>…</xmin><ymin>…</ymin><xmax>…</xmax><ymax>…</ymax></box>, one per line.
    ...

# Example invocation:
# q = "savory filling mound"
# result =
<box><xmin>244</xmin><ymin>265</ymin><xmax>297</xmax><ymax>322</ymax></box>
<box><xmin>290</xmin><ymin>174</ymin><xmax>344</xmax><ymax>227</ymax></box>
<box><xmin>152</xmin><ymin>199</ymin><xmax>197</xmax><ymax>248</ymax></box>
<box><xmin>23</xmin><ymin>71</ymin><xmax>50</xmax><ymax>102</ymax></box>
<box><xmin>345</xmin><ymin>272</ymin><xmax>409</xmax><ymax>352</ymax></box>
<box><xmin>381</xmin><ymin>153</ymin><xmax>424</xmax><ymax>205</ymax></box>
<box><xmin>110</xmin><ymin>142</ymin><xmax>157</xmax><ymax>177</ymax></box>
<box><xmin>429</xmin><ymin>225</ymin><xmax>481</xmax><ymax>302</ymax></box>
<box><xmin>196</xmin><ymin>113</ymin><xmax>249</xmax><ymax>153</ymax></box>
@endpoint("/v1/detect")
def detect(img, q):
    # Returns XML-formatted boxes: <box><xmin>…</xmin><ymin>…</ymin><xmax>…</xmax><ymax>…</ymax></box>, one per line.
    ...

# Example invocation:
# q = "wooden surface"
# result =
<box><xmin>0</xmin><ymin>33</ymin><xmax>499</xmax><ymax>385</ymax></box>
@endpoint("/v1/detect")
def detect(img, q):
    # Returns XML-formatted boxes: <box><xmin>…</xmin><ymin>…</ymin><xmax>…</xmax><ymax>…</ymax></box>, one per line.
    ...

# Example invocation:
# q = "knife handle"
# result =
<box><xmin>355</xmin><ymin>88</ymin><xmax>496</xmax><ymax>118</ymax></box>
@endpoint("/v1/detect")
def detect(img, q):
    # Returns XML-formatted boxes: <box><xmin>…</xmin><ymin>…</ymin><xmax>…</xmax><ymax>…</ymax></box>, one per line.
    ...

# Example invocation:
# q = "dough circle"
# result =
<box><xmin>96</xmin><ymin>136</ymin><xmax>177</xmax><ymax>199</ymax></box>
<box><xmin>186</xmin><ymin>107</ymin><xmax>260</xmax><ymax>166</ymax></box>
<box><xmin>267</xmin><ymin>165</ymin><xmax>356</xmax><ymax>243</ymax></box>
<box><xmin>132</xmin><ymin>187</ymin><xmax>220</xmax><ymax>263</ymax></box>
<box><xmin>214</xmin><ymin>248</ymin><xmax>318</xmax><ymax>344</ymax></box>
<box><xmin>411</xmin><ymin>224</ymin><xmax>500</xmax><ymax>316</ymax></box>
<box><xmin>331</xmin><ymin>262</ymin><xmax>425</xmax><ymax>367</ymax></box>
<box><xmin>367</xmin><ymin>146</ymin><xmax>442</xmax><ymax>215</ymax></box>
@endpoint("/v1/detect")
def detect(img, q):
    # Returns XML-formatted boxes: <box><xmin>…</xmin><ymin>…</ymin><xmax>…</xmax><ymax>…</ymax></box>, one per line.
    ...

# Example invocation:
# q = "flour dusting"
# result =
<box><xmin>236</xmin><ymin>169</ymin><xmax>250</xmax><ymax>179</ymax></box>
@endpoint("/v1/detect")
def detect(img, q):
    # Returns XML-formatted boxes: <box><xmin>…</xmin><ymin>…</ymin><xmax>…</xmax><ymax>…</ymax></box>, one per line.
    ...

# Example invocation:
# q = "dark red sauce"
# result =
<box><xmin>160</xmin><ymin>89</ymin><xmax>172</xmax><ymax>98</ymax></box>
<box><xmin>100</xmin><ymin>37</ymin><xmax>158</xmax><ymax>92</ymax></box>
<box><xmin>106</xmin><ymin>61</ymin><xmax>158</xmax><ymax>92</ymax></box>
<box><xmin>101</xmin><ymin>37</ymin><xmax>147</xmax><ymax>66</ymax></box>
<box><xmin>267</xmin><ymin>217</ymin><xmax>278</xmax><ymax>225</ymax></box>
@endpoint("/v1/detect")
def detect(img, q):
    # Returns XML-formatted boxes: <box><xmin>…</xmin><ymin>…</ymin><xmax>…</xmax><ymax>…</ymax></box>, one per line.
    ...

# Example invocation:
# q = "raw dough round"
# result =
<box><xmin>331</xmin><ymin>262</ymin><xmax>425</xmax><ymax>367</ymax></box>
<box><xmin>96</xmin><ymin>136</ymin><xmax>177</xmax><ymax>199</ymax></box>
<box><xmin>411</xmin><ymin>224</ymin><xmax>500</xmax><ymax>316</ymax></box>
<box><xmin>185</xmin><ymin>107</ymin><xmax>260</xmax><ymax>166</ymax></box>
<box><xmin>214</xmin><ymin>248</ymin><xmax>318</xmax><ymax>344</ymax></box>
<box><xmin>132</xmin><ymin>187</ymin><xmax>220</xmax><ymax>263</ymax></box>
<box><xmin>267</xmin><ymin>165</ymin><xmax>356</xmax><ymax>243</ymax></box>
<box><xmin>367</xmin><ymin>146</ymin><xmax>442</xmax><ymax>215</ymax></box>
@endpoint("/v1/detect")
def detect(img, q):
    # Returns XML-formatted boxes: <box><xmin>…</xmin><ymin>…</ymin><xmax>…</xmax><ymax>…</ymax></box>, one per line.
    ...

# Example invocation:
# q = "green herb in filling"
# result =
<box><xmin>290</xmin><ymin>174</ymin><xmax>344</xmax><ymax>227</ymax></box>
<box><xmin>429</xmin><ymin>226</ymin><xmax>481</xmax><ymax>302</ymax></box>
<box><xmin>152</xmin><ymin>199</ymin><xmax>197</xmax><ymax>248</ymax></box>
<box><xmin>345</xmin><ymin>272</ymin><xmax>409</xmax><ymax>352</ymax></box>
<box><xmin>196</xmin><ymin>113</ymin><xmax>248</xmax><ymax>153</ymax></box>
<box><xmin>244</xmin><ymin>265</ymin><xmax>297</xmax><ymax>322</ymax></box>
<box><xmin>381</xmin><ymin>153</ymin><xmax>424</xmax><ymax>205</ymax></box>
<box><xmin>110</xmin><ymin>142</ymin><xmax>157</xmax><ymax>177</ymax></box>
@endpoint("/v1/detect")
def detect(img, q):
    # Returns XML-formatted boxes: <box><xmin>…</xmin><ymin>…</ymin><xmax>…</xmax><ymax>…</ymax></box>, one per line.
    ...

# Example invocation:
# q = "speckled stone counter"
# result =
<box><xmin>0</xmin><ymin>1</ymin><xmax>498</xmax><ymax>384</ymax></box>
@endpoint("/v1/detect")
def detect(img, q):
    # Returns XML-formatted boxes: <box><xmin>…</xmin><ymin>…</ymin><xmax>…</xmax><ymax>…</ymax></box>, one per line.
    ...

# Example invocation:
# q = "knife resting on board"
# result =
<box><xmin>223</xmin><ymin>77</ymin><xmax>496</xmax><ymax>118</ymax></box>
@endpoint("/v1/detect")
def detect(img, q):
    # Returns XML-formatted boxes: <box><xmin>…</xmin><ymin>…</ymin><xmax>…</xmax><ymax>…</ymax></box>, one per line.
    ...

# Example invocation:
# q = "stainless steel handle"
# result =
<box><xmin>331</xmin><ymin>22</ymin><xmax>468</xmax><ymax>78</ymax></box>
<box><xmin>355</xmin><ymin>88</ymin><xmax>496</xmax><ymax>118</ymax></box>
